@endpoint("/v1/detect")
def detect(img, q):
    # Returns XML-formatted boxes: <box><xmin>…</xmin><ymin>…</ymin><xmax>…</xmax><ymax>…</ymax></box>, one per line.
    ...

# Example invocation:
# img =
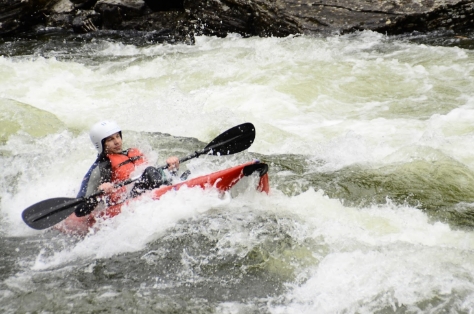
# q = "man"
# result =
<box><xmin>75</xmin><ymin>120</ymin><xmax>181</xmax><ymax>217</ymax></box>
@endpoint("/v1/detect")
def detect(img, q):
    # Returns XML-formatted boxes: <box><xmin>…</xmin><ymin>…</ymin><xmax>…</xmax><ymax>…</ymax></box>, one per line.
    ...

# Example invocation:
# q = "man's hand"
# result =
<box><xmin>166</xmin><ymin>156</ymin><xmax>180</xmax><ymax>171</ymax></box>
<box><xmin>99</xmin><ymin>182</ymin><xmax>115</xmax><ymax>193</ymax></box>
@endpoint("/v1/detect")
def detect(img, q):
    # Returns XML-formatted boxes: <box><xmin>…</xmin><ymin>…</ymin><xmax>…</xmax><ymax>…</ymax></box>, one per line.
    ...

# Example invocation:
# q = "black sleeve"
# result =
<box><xmin>98</xmin><ymin>159</ymin><xmax>112</xmax><ymax>184</ymax></box>
<box><xmin>75</xmin><ymin>158</ymin><xmax>112</xmax><ymax>217</ymax></box>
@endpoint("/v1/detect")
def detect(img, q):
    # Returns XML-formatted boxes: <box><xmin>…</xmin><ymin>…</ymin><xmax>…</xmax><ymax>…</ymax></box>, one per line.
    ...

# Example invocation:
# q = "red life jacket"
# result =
<box><xmin>106</xmin><ymin>148</ymin><xmax>146</xmax><ymax>205</ymax></box>
<box><xmin>107</xmin><ymin>148</ymin><xmax>145</xmax><ymax>182</ymax></box>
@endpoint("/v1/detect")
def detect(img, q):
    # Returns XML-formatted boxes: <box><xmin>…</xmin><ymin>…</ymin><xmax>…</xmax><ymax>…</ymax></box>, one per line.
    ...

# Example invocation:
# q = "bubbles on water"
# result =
<box><xmin>2</xmin><ymin>31</ymin><xmax>474</xmax><ymax>312</ymax></box>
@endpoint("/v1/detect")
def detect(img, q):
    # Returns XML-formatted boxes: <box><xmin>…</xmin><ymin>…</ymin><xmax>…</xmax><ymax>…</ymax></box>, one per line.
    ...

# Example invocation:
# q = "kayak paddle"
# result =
<box><xmin>22</xmin><ymin>122</ymin><xmax>255</xmax><ymax>230</ymax></box>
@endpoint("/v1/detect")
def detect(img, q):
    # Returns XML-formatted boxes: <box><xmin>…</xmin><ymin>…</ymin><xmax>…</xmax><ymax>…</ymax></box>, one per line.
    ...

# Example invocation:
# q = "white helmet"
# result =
<box><xmin>89</xmin><ymin>120</ymin><xmax>122</xmax><ymax>154</ymax></box>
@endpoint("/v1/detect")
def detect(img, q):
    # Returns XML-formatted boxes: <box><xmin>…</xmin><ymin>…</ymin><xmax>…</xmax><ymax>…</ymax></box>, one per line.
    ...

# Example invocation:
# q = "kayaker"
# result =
<box><xmin>75</xmin><ymin>120</ymin><xmax>180</xmax><ymax>217</ymax></box>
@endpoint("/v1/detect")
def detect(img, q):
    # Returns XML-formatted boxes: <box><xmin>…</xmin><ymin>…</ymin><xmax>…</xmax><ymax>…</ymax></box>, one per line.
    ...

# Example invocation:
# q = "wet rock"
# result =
<box><xmin>48</xmin><ymin>13</ymin><xmax>73</xmax><ymax>28</ymax></box>
<box><xmin>0</xmin><ymin>0</ymin><xmax>473</xmax><ymax>41</ymax></box>
<box><xmin>181</xmin><ymin>0</ymin><xmax>474</xmax><ymax>37</ymax></box>
<box><xmin>70</xmin><ymin>0</ymin><xmax>97</xmax><ymax>9</ymax></box>
<box><xmin>95</xmin><ymin>0</ymin><xmax>145</xmax><ymax>14</ymax></box>
<box><xmin>94</xmin><ymin>0</ymin><xmax>145</xmax><ymax>29</ymax></box>
<box><xmin>144</xmin><ymin>0</ymin><xmax>184</xmax><ymax>11</ymax></box>
<box><xmin>182</xmin><ymin>0</ymin><xmax>300</xmax><ymax>37</ymax></box>
<box><xmin>0</xmin><ymin>0</ymin><xmax>57</xmax><ymax>35</ymax></box>
<box><xmin>52</xmin><ymin>0</ymin><xmax>75</xmax><ymax>13</ymax></box>
<box><xmin>72</xmin><ymin>11</ymin><xmax>100</xmax><ymax>33</ymax></box>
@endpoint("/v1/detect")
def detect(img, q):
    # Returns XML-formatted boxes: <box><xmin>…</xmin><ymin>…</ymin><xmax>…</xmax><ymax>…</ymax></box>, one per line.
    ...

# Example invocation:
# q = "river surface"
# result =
<box><xmin>1</xmin><ymin>30</ymin><xmax>474</xmax><ymax>313</ymax></box>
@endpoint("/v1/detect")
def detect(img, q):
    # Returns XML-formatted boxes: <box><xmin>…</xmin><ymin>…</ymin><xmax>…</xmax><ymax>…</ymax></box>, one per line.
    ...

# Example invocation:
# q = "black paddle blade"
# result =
<box><xmin>22</xmin><ymin>197</ymin><xmax>83</xmax><ymax>230</ymax></box>
<box><xmin>205</xmin><ymin>122</ymin><xmax>255</xmax><ymax>156</ymax></box>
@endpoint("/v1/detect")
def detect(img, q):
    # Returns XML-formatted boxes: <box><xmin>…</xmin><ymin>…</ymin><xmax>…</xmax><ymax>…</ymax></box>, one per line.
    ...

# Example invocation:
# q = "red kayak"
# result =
<box><xmin>55</xmin><ymin>161</ymin><xmax>269</xmax><ymax>235</ymax></box>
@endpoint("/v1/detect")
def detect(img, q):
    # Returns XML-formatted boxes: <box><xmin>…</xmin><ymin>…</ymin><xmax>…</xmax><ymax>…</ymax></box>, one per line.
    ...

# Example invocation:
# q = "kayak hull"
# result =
<box><xmin>55</xmin><ymin>161</ymin><xmax>269</xmax><ymax>235</ymax></box>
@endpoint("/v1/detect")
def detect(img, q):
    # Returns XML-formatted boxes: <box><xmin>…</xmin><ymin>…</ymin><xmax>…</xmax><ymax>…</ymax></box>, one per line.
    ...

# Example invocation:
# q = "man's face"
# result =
<box><xmin>104</xmin><ymin>132</ymin><xmax>122</xmax><ymax>154</ymax></box>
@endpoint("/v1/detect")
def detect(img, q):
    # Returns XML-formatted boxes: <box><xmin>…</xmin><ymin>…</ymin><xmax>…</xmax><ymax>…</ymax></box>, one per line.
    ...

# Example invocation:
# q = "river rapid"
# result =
<box><xmin>1</xmin><ymin>30</ymin><xmax>474</xmax><ymax>313</ymax></box>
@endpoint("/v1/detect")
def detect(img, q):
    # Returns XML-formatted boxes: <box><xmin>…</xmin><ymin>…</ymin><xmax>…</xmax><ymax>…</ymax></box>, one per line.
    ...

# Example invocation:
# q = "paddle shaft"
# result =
<box><xmin>123</xmin><ymin>132</ymin><xmax>247</xmax><ymax>186</ymax></box>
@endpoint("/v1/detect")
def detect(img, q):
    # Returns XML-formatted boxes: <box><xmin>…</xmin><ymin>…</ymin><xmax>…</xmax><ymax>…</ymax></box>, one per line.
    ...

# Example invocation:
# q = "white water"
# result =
<box><xmin>1</xmin><ymin>31</ymin><xmax>474</xmax><ymax>312</ymax></box>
